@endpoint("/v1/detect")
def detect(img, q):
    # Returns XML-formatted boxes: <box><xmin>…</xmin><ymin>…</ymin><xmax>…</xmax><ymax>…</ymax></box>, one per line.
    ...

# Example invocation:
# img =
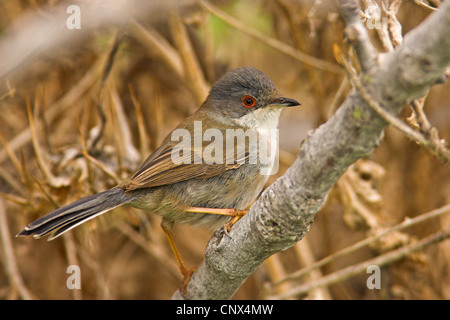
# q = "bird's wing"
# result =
<box><xmin>123</xmin><ymin>139</ymin><xmax>249</xmax><ymax>191</ymax></box>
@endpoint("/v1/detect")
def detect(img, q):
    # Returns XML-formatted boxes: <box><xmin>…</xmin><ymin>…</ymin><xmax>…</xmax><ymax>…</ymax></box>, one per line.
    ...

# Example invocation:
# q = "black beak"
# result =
<box><xmin>275</xmin><ymin>97</ymin><xmax>301</xmax><ymax>107</ymax></box>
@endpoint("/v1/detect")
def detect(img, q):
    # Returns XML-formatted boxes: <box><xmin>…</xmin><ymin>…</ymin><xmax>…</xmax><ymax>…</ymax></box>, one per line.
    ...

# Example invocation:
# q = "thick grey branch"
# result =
<box><xmin>172</xmin><ymin>0</ymin><xmax>450</xmax><ymax>300</ymax></box>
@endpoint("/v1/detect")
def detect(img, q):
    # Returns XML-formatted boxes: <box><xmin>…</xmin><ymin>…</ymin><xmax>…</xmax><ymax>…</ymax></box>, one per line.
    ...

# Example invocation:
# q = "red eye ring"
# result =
<box><xmin>241</xmin><ymin>95</ymin><xmax>256</xmax><ymax>108</ymax></box>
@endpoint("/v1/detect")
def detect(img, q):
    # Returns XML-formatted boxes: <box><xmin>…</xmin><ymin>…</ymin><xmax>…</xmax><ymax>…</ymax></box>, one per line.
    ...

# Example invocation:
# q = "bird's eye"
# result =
<box><xmin>241</xmin><ymin>95</ymin><xmax>256</xmax><ymax>108</ymax></box>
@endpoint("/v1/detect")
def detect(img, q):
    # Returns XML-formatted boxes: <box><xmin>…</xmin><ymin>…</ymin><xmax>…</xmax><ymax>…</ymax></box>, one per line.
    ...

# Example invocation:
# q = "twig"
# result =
<box><xmin>292</xmin><ymin>238</ymin><xmax>332</xmax><ymax>300</ymax></box>
<box><xmin>0</xmin><ymin>80</ymin><xmax>15</xmax><ymax>101</ymax></box>
<box><xmin>100</xmin><ymin>30</ymin><xmax>123</xmax><ymax>87</ymax></box>
<box><xmin>169</xmin><ymin>6</ymin><xmax>210</xmax><ymax>104</ymax></box>
<box><xmin>385</xmin><ymin>0</ymin><xmax>403</xmax><ymax>48</ymax></box>
<box><xmin>339</xmin><ymin>171</ymin><xmax>381</xmax><ymax>228</ymax></box>
<box><xmin>263</xmin><ymin>255</ymin><xmax>293</xmax><ymax>297</ymax></box>
<box><xmin>91</xmin><ymin>100</ymin><xmax>107</xmax><ymax>153</ymax></box>
<box><xmin>109</xmin><ymin>86</ymin><xmax>141</xmax><ymax>167</ymax></box>
<box><xmin>413</xmin><ymin>0</ymin><xmax>439</xmax><ymax>11</ymax></box>
<box><xmin>90</xmin><ymin>30</ymin><xmax>123</xmax><ymax>153</ymax></box>
<box><xmin>267</xmin><ymin>228</ymin><xmax>450</xmax><ymax>299</ymax></box>
<box><xmin>31</xmin><ymin>176</ymin><xmax>83</xmax><ymax>300</ymax></box>
<box><xmin>408</xmin><ymin>98</ymin><xmax>446</xmax><ymax>156</ymax></box>
<box><xmin>0</xmin><ymin>191</ymin><xmax>28</xmax><ymax>206</ymax></box>
<box><xmin>129</xmin><ymin>20</ymin><xmax>184</xmax><ymax>78</ymax></box>
<box><xmin>198</xmin><ymin>0</ymin><xmax>342</xmax><ymax>74</ymax></box>
<box><xmin>75</xmin><ymin>242</ymin><xmax>114</xmax><ymax>299</ymax></box>
<box><xmin>276</xmin><ymin>0</ymin><xmax>326</xmax><ymax>105</ymax></box>
<box><xmin>199</xmin><ymin>9</ymin><xmax>216</xmax><ymax>82</ymax></box>
<box><xmin>361</xmin><ymin>0</ymin><xmax>394</xmax><ymax>51</ymax></box>
<box><xmin>410</xmin><ymin>98</ymin><xmax>431</xmax><ymax>132</ymax></box>
<box><xmin>79</xmin><ymin>148</ymin><xmax>121</xmax><ymax>185</ymax></box>
<box><xmin>108</xmin><ymin>91</ymin><xmax>123</xmax><ymax>175</ymax></box>
<box><xmin>340</xmin><ymin>0</ymin><xmax>379</xmax><ymax>72</ymax></box>
<box><xmin>31</xmin><ymin>176</ymin><xmax>59</xmax><ymax>208</ymax></box>
<box><xmin>0</xmin><ymin>130</ymin><xmax>24</xmax><ymax>181</ymax></box>
<box><xmin>372</xmin><ymin>0</ymin><xmax>403</xmax><ymax>51</ymax></box>
<box><xmin>149</xmin><ymin>81</ymin><xmax>164</xmax><ymax>147</ymax></box>
<box><xmin>129</xmin><ymin>85</ymin><xmax>150</xmax><ymax>159</ymax></box>
<box><xmin>18</xmin><ymin>149</ymin><xmax>35</xmax><ymax>193</ymax></box>
<box><xmin>77</xmin><ymin>120</ymin><xmax>121</xmax><ymax>184</ymax></box>
<box><xmin>26</xmin><ymin>98</ymin><xmax>71</xmax><ymax>187</ymax></box>
<box><xmin>63</xmin><ymin>232</ymin><xmax>83</xmax><ymax>300</ymax></box>
<box><xmin>0</xmin><ymin>167</ymin><xmax>27</xmax><ymax>197</ymax></box>
<box><xmin>0</xmin><ymin>200</ymin><xmax>35</xmax><ymax>300</ymax></box>
<box><xmin>307</xmin><ymin>0</ymin><xmax>322</xmax><ymax>38</ymax></box>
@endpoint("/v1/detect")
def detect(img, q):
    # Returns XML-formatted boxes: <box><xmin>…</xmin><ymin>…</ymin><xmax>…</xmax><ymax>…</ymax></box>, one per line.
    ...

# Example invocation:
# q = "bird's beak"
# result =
<box><xmin>272</xmin><ymin>96</ymin><xmax>301</xmax><ymax>107</ymax></box>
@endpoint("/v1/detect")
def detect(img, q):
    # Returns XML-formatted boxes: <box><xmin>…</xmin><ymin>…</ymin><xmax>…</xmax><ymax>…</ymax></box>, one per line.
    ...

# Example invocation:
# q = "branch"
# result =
<box><xmin>340</xmin><ymin>0</ymin><xmax>378</xmax><ymax>72</ymax></box>
<box><xmin>335</xmin><ymin>45</ymin><xmax>450</xmax><ymax>163</ymax></box>
<box><xmin>172</xmin><ymin>0</ymin><xmax>450</xmax><ymax>300</ymax></box>
<box><xmin>338</xmin><ymin>1</ymin><xmax>450</xmax><ymax>163</ymax></box>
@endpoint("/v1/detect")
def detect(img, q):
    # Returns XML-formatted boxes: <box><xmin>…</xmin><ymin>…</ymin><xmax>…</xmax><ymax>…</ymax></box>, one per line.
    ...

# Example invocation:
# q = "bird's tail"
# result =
<box><xmin>17</xmin><ymin>188</ymin><xmax>132</xmax><ymax>240</ymax></box>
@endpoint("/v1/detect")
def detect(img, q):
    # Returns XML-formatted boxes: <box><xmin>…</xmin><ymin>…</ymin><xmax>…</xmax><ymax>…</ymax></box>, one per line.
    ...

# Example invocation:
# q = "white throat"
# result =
<box><xmin>233</xmin><ymin>107</ymin><xmax>282</xmax><ymax>176</ymax></box>
<box><xmin>233</xmin><ymin>107</ymin><xmax>282</xmax><ymax>131</ymax></box>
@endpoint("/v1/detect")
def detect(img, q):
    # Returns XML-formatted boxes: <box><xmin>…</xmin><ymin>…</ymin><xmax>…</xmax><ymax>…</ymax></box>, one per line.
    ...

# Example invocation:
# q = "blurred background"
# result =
<box><xmin>0</xmin><ymin>0</ymin><xmax>449</xmax><ymax>300</ymax></box>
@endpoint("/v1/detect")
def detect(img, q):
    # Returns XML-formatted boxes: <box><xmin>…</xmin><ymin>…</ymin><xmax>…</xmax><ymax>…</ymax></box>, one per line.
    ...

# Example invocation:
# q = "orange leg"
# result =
<box><xmin>161</xmin><ymin>207</ymin><xmax>248</xmax><ymax>292</ymax></box>
<box><xmin>185</xmin><ymin>207</ymin><xmax>248</xmax><ymax>236</ymax></box>
<box><xmin>161</xmin><ymin>222</ymin><xmax>196</xmax><ymax>294</ymax></box>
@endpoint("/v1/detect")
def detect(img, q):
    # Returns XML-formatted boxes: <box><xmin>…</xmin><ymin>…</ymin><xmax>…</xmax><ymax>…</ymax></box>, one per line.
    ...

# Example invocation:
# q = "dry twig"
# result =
<box><xmin>0</xmin><ymin>200</ymin><xmax>35</xmax><ymax>299</ymax></box>
<box><xmin>169</xmin><ymin>6</ymin><xmax>210</xmax><ymax>104</ymax></box>
<box><xmin>26</xmin><ymin>98</ymin><xmax>71</xmax><ymax>188</ymax></box>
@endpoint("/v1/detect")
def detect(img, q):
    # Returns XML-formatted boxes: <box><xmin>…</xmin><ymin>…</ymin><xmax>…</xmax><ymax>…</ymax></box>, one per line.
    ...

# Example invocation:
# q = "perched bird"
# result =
<box><xmin>18</xmin><ymin>66</ymin><xmax>300</xmax><ymax>289</ymax></box>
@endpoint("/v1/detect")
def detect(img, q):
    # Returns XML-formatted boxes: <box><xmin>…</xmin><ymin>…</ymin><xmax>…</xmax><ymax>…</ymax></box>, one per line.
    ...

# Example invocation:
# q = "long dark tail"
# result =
<box><xmin>17</xmin><ymin>188</ymin><xmax>132</xmax><ymax>240</ymax></box>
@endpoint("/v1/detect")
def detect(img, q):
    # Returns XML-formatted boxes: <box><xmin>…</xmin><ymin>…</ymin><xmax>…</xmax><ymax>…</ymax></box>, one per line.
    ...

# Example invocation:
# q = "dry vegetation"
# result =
<box><xmin>0</xmin><ymin>0</ymin><xmax>449</xmax><ymax>300</ymax></box>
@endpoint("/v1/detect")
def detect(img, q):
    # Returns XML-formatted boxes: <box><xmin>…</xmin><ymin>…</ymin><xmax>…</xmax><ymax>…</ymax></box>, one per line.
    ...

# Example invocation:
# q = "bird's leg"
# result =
<box><xmin>185</xmin><ymin>207</ymin><xmax>248</xmax><ymax>236</ymax></box>
<box><xmin>160</xmin><ymin>220</ymin><xmax>196</xmax><ymax>294</ymax></box>
<box><xmin>223</xmin><ymin>210</ymin><xmax>247</xmax><ymax>233</ymax></box>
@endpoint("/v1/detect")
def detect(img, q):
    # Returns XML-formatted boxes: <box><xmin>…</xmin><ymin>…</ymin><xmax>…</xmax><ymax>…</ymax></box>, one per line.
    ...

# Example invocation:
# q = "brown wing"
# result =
<box><xmin>123</xmin><ymin>139</ymin><xmax>248</xmax><ymax>191</ymax></box>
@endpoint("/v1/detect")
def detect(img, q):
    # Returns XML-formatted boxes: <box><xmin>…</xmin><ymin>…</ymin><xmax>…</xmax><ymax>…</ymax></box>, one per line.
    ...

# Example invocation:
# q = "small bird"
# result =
<box><xmin>18</xmin><ymin>66</ymin><xmax>300</xmax><ymax>289</ymax></box>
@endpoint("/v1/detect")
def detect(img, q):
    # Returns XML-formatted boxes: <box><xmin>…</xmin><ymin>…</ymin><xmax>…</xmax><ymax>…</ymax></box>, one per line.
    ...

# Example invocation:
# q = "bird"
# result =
<box><xmin>17</xmin><ymin>65</ymin><xmax>300</xmax><ymax>290</ymax></box>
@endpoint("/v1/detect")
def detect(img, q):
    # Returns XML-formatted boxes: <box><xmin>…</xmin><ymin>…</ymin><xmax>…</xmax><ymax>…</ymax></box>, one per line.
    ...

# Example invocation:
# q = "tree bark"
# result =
<box><xmin>172</xmin><ymin>0</ymin><xmax>450</xmax><ymax>300</ymax></box>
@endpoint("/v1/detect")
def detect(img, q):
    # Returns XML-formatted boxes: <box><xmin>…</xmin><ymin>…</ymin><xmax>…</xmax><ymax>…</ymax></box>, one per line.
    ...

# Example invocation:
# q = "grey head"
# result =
<box><xmin>206</xmin><ymin>66</ymin><xmax>300</xmax><ymax>120</ymax></box>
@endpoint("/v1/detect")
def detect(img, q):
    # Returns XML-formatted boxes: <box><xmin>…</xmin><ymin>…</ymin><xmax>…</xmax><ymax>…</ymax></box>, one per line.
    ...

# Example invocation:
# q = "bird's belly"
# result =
<box><xmin>131</xmin><ymin>163</ymin><xmax>271</xmax><ymax>229</ymax></box>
